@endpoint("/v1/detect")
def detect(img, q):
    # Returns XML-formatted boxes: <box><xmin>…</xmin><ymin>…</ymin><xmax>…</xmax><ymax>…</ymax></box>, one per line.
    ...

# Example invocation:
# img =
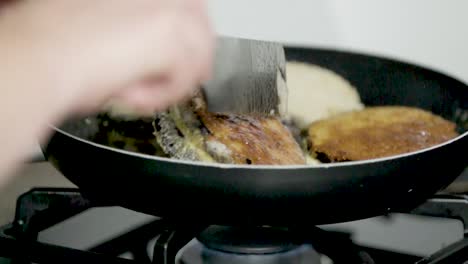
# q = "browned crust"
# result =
<box><xmin>199</xmin><ymin>112</ymin><xmax>306</xmax><ymax>165</ymax></box>
<box><xmin>307</xmin><ymin>106</ymin><xmax>459</xmax><ymax>162</ymax></box>
<box><xmin>187</xmin><ymin>91</ymin><xmax>306</xmax><ymax>165</ymax></box>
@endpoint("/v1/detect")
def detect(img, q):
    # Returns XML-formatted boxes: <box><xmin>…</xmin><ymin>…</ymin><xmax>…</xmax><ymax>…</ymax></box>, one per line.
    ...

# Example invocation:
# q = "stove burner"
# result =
<box><xmin>0</xmin><ymin>188</ymin><xmax>466</xmax><ymax>264</ymax></box>
<box><xmin>179</xmin><ymin>226</ymin><xmax>322</xmax><ymax>264</ymax></box>
<box><xmin>196</xmin><ymin>225</ymin><xmax>300</xmax><ymax>254</ymax></box>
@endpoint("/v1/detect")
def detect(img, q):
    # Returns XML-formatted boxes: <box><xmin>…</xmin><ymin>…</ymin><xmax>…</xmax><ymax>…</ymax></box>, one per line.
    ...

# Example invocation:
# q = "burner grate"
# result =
<box><xmin>0</xmin><ymin>188</ymin><xmax>466</xmax><ymax>264</ymax></box>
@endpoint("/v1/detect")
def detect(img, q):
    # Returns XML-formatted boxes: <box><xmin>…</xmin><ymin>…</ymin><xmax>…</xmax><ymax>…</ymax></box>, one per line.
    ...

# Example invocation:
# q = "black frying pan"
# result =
<box><xmin>41</xmin><ymin>46</ymin><xmax>468</xmax><ymax>226</ymax></box>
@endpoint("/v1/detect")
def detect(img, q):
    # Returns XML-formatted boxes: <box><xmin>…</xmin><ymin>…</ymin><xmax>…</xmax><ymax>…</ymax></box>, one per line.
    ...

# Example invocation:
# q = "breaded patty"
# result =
<box><xmin>154</xmin><ymin>93</ymin><xmax>307</xmax><ymax>165</ymax></box>
<box><xmin>285</xmin><ymin>62</ymin><xmax>364</xmax><ymax>130</ymax></box>
<box><xmin>199</xmin><ymin>112</ymin><xmax>306</xmax><ymax>165</ymax></box>
<box><xmin>192</xmin><ymin>94</ymin><xmax>305</xmax><ymax>165</ymax></box>
<box><xmin>307</xmin><ymin>106</ymin><xmax>459</xmax><ymax>162</ymax></box>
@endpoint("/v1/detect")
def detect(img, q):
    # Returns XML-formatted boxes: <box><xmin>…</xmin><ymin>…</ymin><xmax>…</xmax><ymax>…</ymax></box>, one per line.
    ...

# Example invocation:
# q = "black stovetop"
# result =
<box><xmin>0</xmin><ymin>188</ymin><xmax>468</xmax><ymax>264</ymax></box>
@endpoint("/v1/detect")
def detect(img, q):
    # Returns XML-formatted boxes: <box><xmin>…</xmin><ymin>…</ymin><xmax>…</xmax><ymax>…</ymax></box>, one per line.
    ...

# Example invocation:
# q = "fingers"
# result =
<box><xmin>114</xmin><ymin>47</ymin><xmax>203</xmax><ymax>115</ymax></box>
<box><xmin>155</xmin><ymin>1</ymin><xmax>215</xmax><ymax>84</ymax></box>
<box><xmin>111</xmin><ymin>75</ymin><xmax>196</xmax><ymax>116</ymax></box>
<box><xmin>113</xmin><ymin>0</ymin><xmax>214</xmax><ymax>114</ymax></box>
<box><xmin>113</xmin><ymin>81</ymin><xmax>176</xmax><ymax>115</ymax></box>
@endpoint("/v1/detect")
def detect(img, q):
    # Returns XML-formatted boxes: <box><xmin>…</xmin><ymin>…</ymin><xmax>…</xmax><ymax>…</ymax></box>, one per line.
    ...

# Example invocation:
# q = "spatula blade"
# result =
<box><xmin>202</xmin><ymin>36</ymin><xmax>288</xmax><ymax>116</ymax></box>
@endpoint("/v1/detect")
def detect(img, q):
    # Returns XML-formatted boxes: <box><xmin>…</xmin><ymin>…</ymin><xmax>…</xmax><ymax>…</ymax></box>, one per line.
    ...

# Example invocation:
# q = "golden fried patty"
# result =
<box><xmin>199</xmin><ymin>112</ymin><xmax>306</xmax><ymax>165</ymax></box>
<box><xmin>307</xmin><ymin>106</ymin><xmax>459</xmax><ymax>162</ymax></box>
<box><xmin>153</xmin><ymin>92</ymin><xmax>307</xmax><ymax>165</ymax></box>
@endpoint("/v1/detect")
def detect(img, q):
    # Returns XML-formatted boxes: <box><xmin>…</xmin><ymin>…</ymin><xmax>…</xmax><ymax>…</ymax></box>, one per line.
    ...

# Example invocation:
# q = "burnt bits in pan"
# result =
<box><xmin>93</xmin><ymin>114</ymin><xmax>167</xmax><ymax>157</ymax></box>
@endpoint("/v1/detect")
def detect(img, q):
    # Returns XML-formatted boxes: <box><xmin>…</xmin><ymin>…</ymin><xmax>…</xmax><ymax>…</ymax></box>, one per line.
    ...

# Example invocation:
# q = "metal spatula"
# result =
<box><xmin>202</xmin><ymin>36</ymin><xmax>288</xmax><ymax>116</ymax></box>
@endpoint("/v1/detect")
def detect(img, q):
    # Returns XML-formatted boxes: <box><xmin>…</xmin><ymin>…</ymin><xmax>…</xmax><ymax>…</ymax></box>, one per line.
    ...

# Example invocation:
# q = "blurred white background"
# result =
<box><xmin>208</xmin><ymin>0</ymin><xmax>468</xmax><ymax>83</ymax></box>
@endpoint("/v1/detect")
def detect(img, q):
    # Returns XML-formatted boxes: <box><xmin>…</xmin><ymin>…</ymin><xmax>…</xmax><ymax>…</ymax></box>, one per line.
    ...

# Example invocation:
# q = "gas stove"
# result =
<box><xmin>0</xmin><ymin>188</ymin><xmax>468</xmax><ymax>264</ymax></box>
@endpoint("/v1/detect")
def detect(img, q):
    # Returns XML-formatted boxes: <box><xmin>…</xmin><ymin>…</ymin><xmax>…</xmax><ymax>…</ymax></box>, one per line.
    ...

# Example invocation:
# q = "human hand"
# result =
<box><xmin>1</xmin><ymin>0</ymin><xmax>215</xmax><ymax>118</ymax></box>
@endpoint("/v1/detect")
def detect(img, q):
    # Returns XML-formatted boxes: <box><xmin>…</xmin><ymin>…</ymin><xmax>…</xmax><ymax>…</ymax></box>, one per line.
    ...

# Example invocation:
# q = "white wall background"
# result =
<box><xmin>207</xmin><ymin>0</ymin><xmax>468</xmax><ymax>83</ymax></box>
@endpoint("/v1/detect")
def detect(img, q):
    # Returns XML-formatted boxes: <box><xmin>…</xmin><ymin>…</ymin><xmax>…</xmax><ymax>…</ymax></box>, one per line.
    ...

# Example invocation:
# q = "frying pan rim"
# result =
<box><xmin>46</xmin><ymin>124</ymin><xmax>467</xmax><ymax>170</ymax></box>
